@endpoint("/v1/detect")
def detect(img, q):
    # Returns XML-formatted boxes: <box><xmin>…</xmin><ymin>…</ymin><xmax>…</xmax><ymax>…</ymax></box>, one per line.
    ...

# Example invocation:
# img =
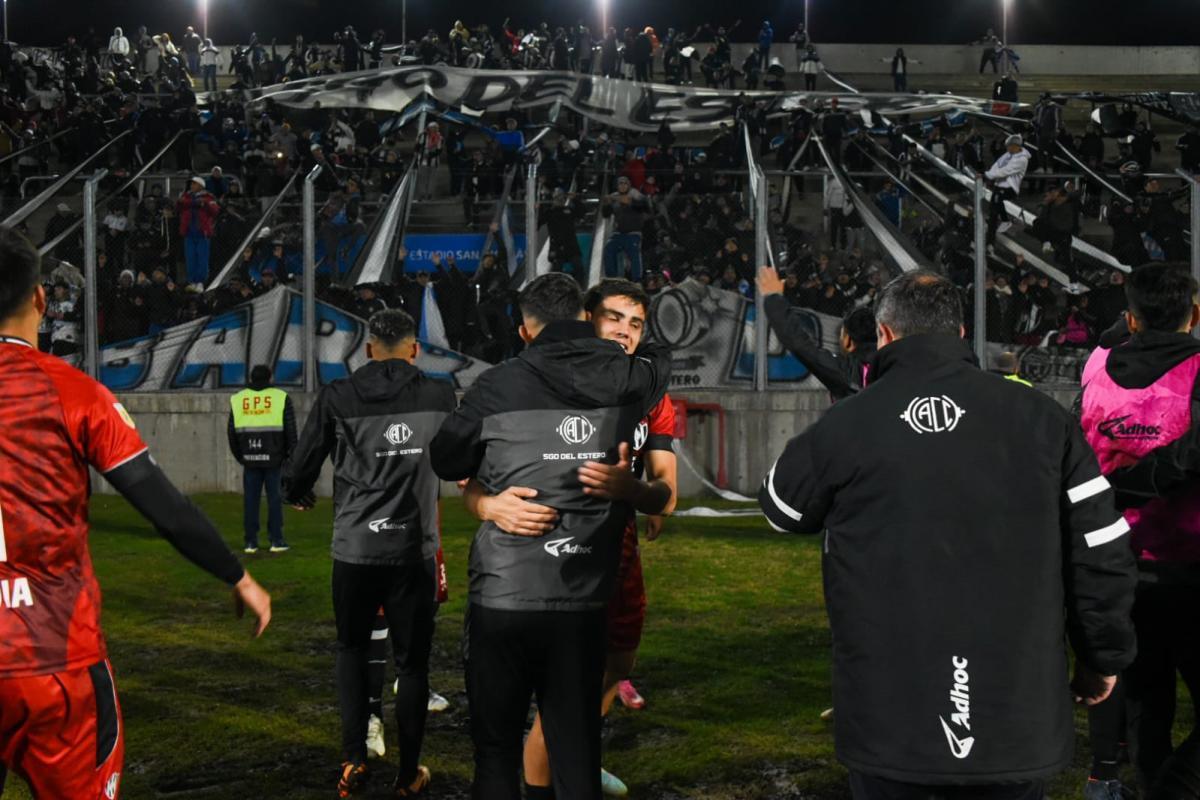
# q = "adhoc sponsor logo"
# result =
<box><xmin>368</xmin><ymin>518</ymin><xmax>407</xmax><ymax>533</ymax></box>
<box><xmin>901</xmin><ymin>395</ymin><xmax>965</xmax><ymax>434</ymax></box>
<box><xmin>105</xmin><ymin>773</ymin><xmax>121</xmax><ymax>800</ymax></box>
<box><xmin>1098</xmin><ymin>414</ymin><xmax>1162</xmax><ymax>441</ymax></box>
<box><xmin>938</xmin><ymin>655</ymin><xmax>975</xmax><ymax>760</ymax></box>
<box><xmin>557</xmin><ymin>415</ymin><xmax>595</xmax><ymax>445</ymax></box>
<box><xmin>543</xmin><ymin>537</ymin><xmax>593</xmax><ymax>558</ymax></box>
<box><xmin>384</xmin><ymin>423</ymin><xmax>414</xmax><ymax>446</ymax></box>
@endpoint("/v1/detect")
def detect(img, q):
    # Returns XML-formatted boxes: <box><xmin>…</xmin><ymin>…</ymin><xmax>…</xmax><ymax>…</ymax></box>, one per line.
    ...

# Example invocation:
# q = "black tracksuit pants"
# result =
<box><xmin>987</xmin><ymin>186</ymin><xmax>1018</xmax><ymax>244</ymax></box>
<box><xmin>1125</xmin><ymin>580</ymin><xmax>1200</xmax><ymax>792</ymax></box>
<box><xmin>465</xmin><ymin>604</ymin><xmax>606</xmax><ymax>800</ymax></box>
<box><xmin>333</xmin><ymin>559</ymin><xmax>435</xmax><ymax>782</ymax></box>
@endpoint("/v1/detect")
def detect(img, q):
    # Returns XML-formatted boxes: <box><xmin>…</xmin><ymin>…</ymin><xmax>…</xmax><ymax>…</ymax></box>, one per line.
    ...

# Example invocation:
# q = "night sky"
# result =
<box><xmin>13</xmin><ymin>0</ymin><xmax>1200</xmax><ymax>47</ymax></box>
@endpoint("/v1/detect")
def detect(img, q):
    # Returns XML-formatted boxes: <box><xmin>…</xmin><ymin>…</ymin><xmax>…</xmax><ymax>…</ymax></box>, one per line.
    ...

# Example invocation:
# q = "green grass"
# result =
<box><xmin>0</xmin><ymin>496</ymin><xmax>1176</xmax><ymax>798</ymax></box>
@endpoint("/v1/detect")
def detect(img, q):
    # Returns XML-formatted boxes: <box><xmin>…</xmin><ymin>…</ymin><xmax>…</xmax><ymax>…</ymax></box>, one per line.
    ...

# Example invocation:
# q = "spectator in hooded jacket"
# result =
<box><xmin>984</xmin><ymin>134</ymin><xmax>1031</xmax><ymax>245</ymax></box>
<box><xmin>107</xmin><ymin>27</ymin><xmax>130</xmax><ymax>66</ymax></box>
<box><xmin>200</xmin><ymin>39</ymin><xmax>220</xmax><ymax>93</ymax></box>
<box><xmin>176</xmin><ymin>176</ymin><xmax>221</xmax><ymax>289</ymax></box>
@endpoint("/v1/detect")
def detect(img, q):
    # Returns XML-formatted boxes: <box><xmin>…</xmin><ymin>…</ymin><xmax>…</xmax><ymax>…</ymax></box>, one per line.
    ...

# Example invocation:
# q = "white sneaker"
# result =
<box><xmin>600</xmin><ymin>768</ymin><xmax>629</xmax><ymax>797</ymax></box>
<box><xmin>366</xmin><ymin>714</ymin><xmax>386</xmax><ymax>759</ymax></box>
<box><xmin>996</xmin><ymin>221</ymin><xmax>1013</xmax><ymax>235</ymax></box>
<box><xmin>243</xmin><ymin>545</ymin><xmax>258</xmax><ymax>554</ymax></box>
<box><xmin>427</xmin><ymin>690</ymin><xmax>450</xmax><ymax>713</ymax></box>
<box><xmin>1042</xmin><ymin>241</ymin><xmax>1054</xmax><ymax>254</ymax></box>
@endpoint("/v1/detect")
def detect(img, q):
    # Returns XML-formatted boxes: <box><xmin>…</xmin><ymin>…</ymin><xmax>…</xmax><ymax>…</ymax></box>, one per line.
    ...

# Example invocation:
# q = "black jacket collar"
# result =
<box><xmin>1106</xmin><ymin>329</ymin><xmax>1200</xmax><ymax>389</ymax></box>
<box><xmin>528</xmin><ymin>319</ymin><xmax>598</xmax><ymax>348</ymax></box>
<box><xmin>870</xmin><ymin>334</ymin><xmax>978</xmax><ymax>380</ymax></box>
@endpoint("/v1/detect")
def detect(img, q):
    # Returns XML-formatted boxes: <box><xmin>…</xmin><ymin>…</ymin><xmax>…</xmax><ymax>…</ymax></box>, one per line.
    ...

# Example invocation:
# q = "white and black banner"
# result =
<box><xmin>241</xmin><ymin>66</ymin><xmax>1022</xmax><ymax>133</ymax></box>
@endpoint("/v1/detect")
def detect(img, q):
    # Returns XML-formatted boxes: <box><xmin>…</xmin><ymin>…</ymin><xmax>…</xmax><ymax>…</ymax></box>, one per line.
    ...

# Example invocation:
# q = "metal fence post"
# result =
<box><xmin>525</xmin><ymin>163</ymin><xmax>538</xmax><ymax>286</ymax></box>
<box><xmin>821</xmin><ymin>172</ymin><xmax>829</xmax><ymax>235</ymax></box>
<box><xmin>973</xmin><ymin>175</ymin><xmax>988</xmax><ymax>367</ymax></box>
<box><xmin>754</xmin><ymin>166</ymin><xmax>769</xmax><ymax>392</ymax></box>
<box><xmin>82</xmin><ymin>169</ymin><xmax>106</xmax><ymax>379</ymax></box>
<box><xmin>303</xmin><ymin>165</ymin><xmax>322</xmax><ymax>392</ymax></box>
<box><xmin>1192</xmin><ymin>177</ymin><xmax>1200</xmax><ymax>293</ymax></box>
<box><xmin>1176</xmin><ymin>168</ymin><xmax>1200</xmax><ymax>338</ymax></box>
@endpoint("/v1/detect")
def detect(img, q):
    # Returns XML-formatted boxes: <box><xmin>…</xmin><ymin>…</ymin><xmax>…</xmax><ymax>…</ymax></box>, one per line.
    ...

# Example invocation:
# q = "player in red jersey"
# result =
<box><xmin>0</xmin><ymin>227</ymin><xmax>272</xmax><ymax>799</ymax></box>
<box><xmin>464</xmin><ymin>278</ymin><xmax>677</xmax><ymax>798</ymax></box>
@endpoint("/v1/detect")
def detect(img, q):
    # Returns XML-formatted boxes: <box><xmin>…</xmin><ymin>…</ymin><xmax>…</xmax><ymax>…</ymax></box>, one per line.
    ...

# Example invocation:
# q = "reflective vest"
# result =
<box><xmin>230</xmin><ymin>387</ymin><xmax>289</xmax><ymax>468</ymax></box>
<box><xmin>1080</xmin><ymin>346</ymin><xmax>1200</xmax><ymax>563</ymax></box>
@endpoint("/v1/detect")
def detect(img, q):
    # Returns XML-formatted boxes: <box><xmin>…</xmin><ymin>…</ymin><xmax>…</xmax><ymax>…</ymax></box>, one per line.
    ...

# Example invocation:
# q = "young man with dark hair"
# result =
<box><xmin>431</xmin><ymin>273</ymin><xmax>672</xmax><ymax>800</ymax></box>
<box><xmin>465</xmin><ymin>278</ymin><xmax>678</xmax><ymax>796</ymax></box>
<box><xmin>757</xmin><ymin>265</ymin><xmax>877</xmax><ymax>401</ymax></box>
<box><xmin>1077</xmin><ymin>262</ymin><xmax>1200</xmax><ymax>798</ymax></box>
<box><xmin>228</xmin><ymin>363</ymin><xmax>297</xmax><ymax>553</ymax></box>
<box><xmin>283</xmin><ymin>308</ymin><xmax>456</xmax><ymax>798</ymax></box>
<box><xmin>761</xmin><ymin>271</ymin><xmax>1136</xmax><ymax>800</ymax></box>
<box><xmin>0</xmin><ymin>226</ymin><xmax>272</xmax><ymax>799</ymax></box>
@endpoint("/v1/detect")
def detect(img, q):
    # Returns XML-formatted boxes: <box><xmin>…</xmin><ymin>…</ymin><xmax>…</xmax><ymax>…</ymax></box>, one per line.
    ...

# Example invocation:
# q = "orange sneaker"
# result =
<box><xmin>337</xmin><ymin>761</ymin><xmax>368</xmax><ymax>798</ymax></box>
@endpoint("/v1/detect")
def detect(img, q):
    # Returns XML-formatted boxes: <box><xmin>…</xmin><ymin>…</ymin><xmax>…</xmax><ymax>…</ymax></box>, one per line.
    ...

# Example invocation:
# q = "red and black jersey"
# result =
<box><xmin>631</xmin><ymin>393</ymin><xmax>675</xmax><ymax>480</ymax></box>
<box><xmin>617</xmin><ymin>393</ymin><xmax>676</xmax><ymax>577</ymax></box>
<box><xmin>0</xmin><ymin>336</ymin><xmax>148</xmax><ymax>678</ymax></box>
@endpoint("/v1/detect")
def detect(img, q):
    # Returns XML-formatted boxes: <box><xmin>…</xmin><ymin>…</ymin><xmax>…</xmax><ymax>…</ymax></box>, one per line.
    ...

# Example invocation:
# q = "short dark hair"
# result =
<box><xmin>1125</xmin><ymin>262</ymin><xmax>1198</xmax><ymax>332</ymax></box>
<box><xmin>875</xmin><ymin>271</ymin><xmax>963</xmax><ymax>338</ymax></box>
<box><xmin>842</xmin><ymin>306</ymin><xmax>876</xmax><ymax>348</ymax></box>
<box><xmin>368</xmin><ymin>308</ymin><xmax>416</xmax><ymax>347</ymax></box>
<box><xmin>249</xmin><ymin>364</ymin><xmax>272</xmax><ymax>389</ymax></box>
<box><xmin>518</xmin><ymin>273</ymin><xmax>583</xmax><ymax>327</ymax></box>
<box><xmin>0</xmin><ymin>227</ymin><xmax>42</xmax><ymax>323</ymax></box>
<box><xmin>583</xmin><ymin>278</ymin><xmax>650</xmax><ymax>316</ymax></box>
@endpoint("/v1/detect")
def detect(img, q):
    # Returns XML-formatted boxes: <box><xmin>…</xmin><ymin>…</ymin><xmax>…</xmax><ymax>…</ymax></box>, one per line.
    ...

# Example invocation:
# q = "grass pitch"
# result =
<box><xmin>0</xmin><ymin>495</ymin><xmax>1160</xmax><ymax>798</ymax></box>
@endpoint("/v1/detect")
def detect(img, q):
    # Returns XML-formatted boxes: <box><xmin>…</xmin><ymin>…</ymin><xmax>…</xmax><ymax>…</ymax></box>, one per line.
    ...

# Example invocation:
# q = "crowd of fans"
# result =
<box><xmin>0</xmin><ymin>14</ymin><xmax>1195</xmax><ymax>367</ymax></box>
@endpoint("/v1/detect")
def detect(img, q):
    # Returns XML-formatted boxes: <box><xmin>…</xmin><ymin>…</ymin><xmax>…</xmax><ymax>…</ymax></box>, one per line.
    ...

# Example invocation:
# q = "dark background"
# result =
<box><xmin>13</xmin><ymin>0</ymin><xmax>1200</xmax><ymax>47</ymax></box>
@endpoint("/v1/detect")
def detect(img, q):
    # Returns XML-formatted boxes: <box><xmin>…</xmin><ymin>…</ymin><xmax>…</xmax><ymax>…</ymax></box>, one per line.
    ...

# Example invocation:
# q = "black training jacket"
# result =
<box><xmin>431</xmin><ymin>320</ymin><xmax>672</xmax><ymax>612</ymax></box>
<box><xmin>764</xmin><ymin>294</ymin><xmax>875</xmax><ymax>402</ymax></box>
<box><xmin>758</xmin><ymin>334</ymin><xmax>1137</xmax><ymax>785</ymax></box>
<box><xmin>283</xmin><ymin>359</ymin><xmax>456</xmax><ymax>566</ymax></box>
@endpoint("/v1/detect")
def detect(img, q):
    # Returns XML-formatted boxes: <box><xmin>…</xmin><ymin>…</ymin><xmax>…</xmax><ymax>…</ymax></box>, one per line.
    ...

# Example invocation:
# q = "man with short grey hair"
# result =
<box><xmin>759</xmin><ymin>271</ymin><xmax>1137</xmax><ymax>799</ymax></box>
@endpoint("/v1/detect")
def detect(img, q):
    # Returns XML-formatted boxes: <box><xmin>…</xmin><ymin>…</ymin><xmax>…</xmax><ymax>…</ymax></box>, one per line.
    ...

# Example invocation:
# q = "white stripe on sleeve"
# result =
<box><xmin>765</xmin><ymin>464</ymin><xmax>804</xmax><ymax>522</ymax></box>
<box><xmin>765</xmin><ymin>517</ymin><xmax>790</xmax><ymax>533</ymax></box>
<box><xmin>1084</xmin><ymin>517</ymin><xmax>1131</xmax><ymax>549</ymax></box>
<box><xmin>1068</xmin><ymin>475</ymin><xmax>1111</xmax><ymax>505</ymax></box>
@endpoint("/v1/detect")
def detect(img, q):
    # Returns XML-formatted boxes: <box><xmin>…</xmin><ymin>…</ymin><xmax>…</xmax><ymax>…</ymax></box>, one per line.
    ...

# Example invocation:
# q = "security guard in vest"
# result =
<box><xmin>993</xmin><ymin>350</ymin><xmax>1034</xmax><ymax>387</ymax></box>
<box><xmin>228</xmin><ymin>364</ymin><xmax>298</xmax><ymax>553</ymax></box>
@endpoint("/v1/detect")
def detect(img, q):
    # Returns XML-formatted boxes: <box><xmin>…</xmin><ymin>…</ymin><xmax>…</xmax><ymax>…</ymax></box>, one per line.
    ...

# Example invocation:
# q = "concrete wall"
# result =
<box><xmin>102</xmin><ymin>387</ymin><xmax>1078</xmax><ymax>499</ymax></box>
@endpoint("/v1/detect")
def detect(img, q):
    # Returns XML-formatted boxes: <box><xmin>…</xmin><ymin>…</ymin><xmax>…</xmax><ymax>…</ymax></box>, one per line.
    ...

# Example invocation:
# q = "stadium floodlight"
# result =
<box><xmin>804</xmin><ymin>0</ymin><xmax>809</xmax><ymax>35</ymax></box>
<box><xmin>200</xmin><ymin>0</ymin><xmax>208</xmax><ymax>39</ymax></box>
<box><xmin>598</xmin><ymin>0</ymin><xmax>608</xmax><ymax>34</ymax></box>
<box><xmin>1001</xmin><ymin>0</ymin><xmax>1011</xmax><ymax>44</ymax></box>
